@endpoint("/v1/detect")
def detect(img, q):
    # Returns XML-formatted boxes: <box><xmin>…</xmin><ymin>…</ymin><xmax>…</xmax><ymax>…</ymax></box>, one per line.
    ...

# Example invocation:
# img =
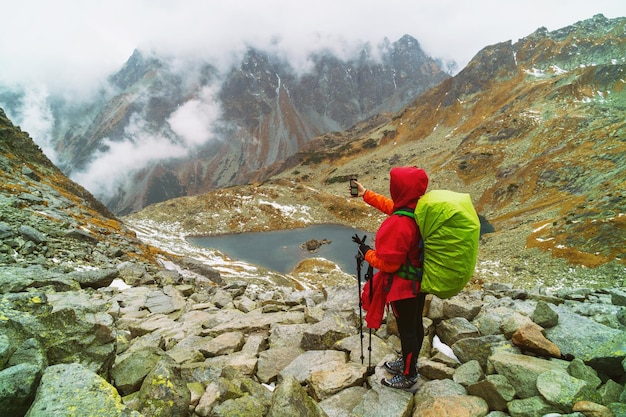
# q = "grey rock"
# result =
<box><xmin>19</xmin><ymin>225</ymin><xmax>47</xmax><ymax>244</ymax></box>
<box><xmin>567</xmin><ymin>357</ymin><xmax>602</xmax><ymax>390</ymax></box>
<box><xmin>205</xmin><ymin>310</ymin><xmax>305</xmax><ymax>336</ymax></box>
<box><xmin>606</xmin><ymin>288</ymin><xmax>626</xmax><ymax>306</ymax></box>
<box><xmin>0</xmin><ymin>221</ymin><xmax>13</xmax><ymax>239</ymax></box>
<box><xmin>467</xmin><ymin>374</ymin><xmax>516</xmax><ymax>411</ymax></box>
<box><xmin>413</xmin><ymin>395</ymin><xmax>489</xmax><ymax>417</ymax></box>
<box><xmin>443</xmin><ymin>292</ymin><xmax>483</xmax><ymax>320</ymax></box>
<box><xmin>507</xmin><ymin>396</ymin><xmax>561</xmax><ymax>417</ymax></box>
<box><xmin>488</xmin><ymin>351</ymin><xmax>569</xmax><ymax>399</ymax></box>
<box><xmin>134</xmin><ymin>358</ymin><xmax>191</xmax><ymax>417</ymax></box>
<box><xmin>199</xmin><ymin>331</ymin><xmax>245</xmax><ymax>358</ymax></box>
<box><xmin>532</xmin><ymin>300</ymin><xmax>559</xmax><ymax>328</ymax></box>
<box><xmin>301</xmin><ymin>314</ymin><xmax>357</xmax><ymax>350</ymax></box>
<box><xmin>544</xmin><ymin>305</ymin><xmax>621</xmax><ymax>374</ymax></box>
<box><xmin>0</xmin><ymin>363</ymin><xmax>41</xmax><ymax>416</ymax></box>
<box><xmin>419</xmin><ymin>358</ymin><xmax>456</xmax><ymax>380</ymax></box>
<box><xmin>453</xmin><ymin>359</ymin><xmax>484</xmax><ymax>387</ymax></box>
<box><xmin>67</xmin><ymin>268</ymin><xmax>118</xmax><ymax>289</ymax></box>
<box><xmin>165</xmin><ymin>335</ymin><xmax>208</xmax><ymax>364</ymax></box>
<box><xmin>597</xmin><ymin>379</ymin><xmax>625</xmax><ymax>406</ymax></box>
<box><xmin>352</xmin><ymin>382</ymin><xmax>413</xmax><ymax>417</ymax></box>
<box><xmin>452</xmin><ymin>334</ymin><xmax>511</xmax><ymax>369</ymax></box>
<box><xmin>501</xmin><ymin>311</ymin><xmax>534</xmax><ymax>338</ymax></box>
<box><xmin>472</xmin><ymin>306</ymin><xmax>516</xmax><ymax>336</ymax></box>
<box><xmin>318</xmin><ymin>386</ymin><xmax>368</xmax><ymax>417</ymax></box>
<box><xmin>280</xmin><ymin>350</ymin><xmax>346</xmax><ymax>384</ymax></box>
<box><xmin>335</xmin><ymin>333</ymin><xmax>396</xmax><ymax>366</ymax></box>
<box><xmin>537</xmin><ymin>370</ymin><xmax>597</xmax><ymax>412</ymax></box>
<box><xmin>268</xmin><ymin>323</ymin><xmax>308</xmax><ymax>349</ymax></box>
<box><xmin>145</xmin><ymin>286</ymin><xmax>186</xmax><ymax>315</ymax></box>
<box><xmin>64</xmin><ymin>228</ymin><xmax>98</xmax><ymax>243</ymax></box>
<box><xmin>436</xmin><ymin>317</ymin><xmax>480</xmax><ymax>346</ymax></box>
<box><xmin>7</xmin><ymin>337</ymin><xmax>47</xmax><ymax>371</ymax></box>
<box><xmin>309</xmin><ymin>361</ymin><xmax>367</xmax><ymax>401</ymax></box>
<box><xmin>0</xmin><ymin>334</ymin><xmax>12</xmax><ymax>368</ymax></box>
<box><xmin>267</xmin><ymin>374</ymin><xmax>327</xmax><ymax>417</ymax></box>
<box><xmin>177</xmin><ymin>256</ymin><xmax>224</xmax><ymax>285</ymax></box>
<box><xmin>257</xmin><ymin>346</ymin><xmax>304</xmax><ymax>384</ymax></box>
<box><xmin>211</xmin><ymin>395</ymin><xmax>268</xmax><ymax>417</ymax></box>
<box><xmin>414</xmin><ymin>379</ymin><xmax>467</xmax><ymax>402</ymax></box>
<box><xmin>111</xmin><ymin>346</ymin><xmax>166</xmax><ymax>395</ymax></box>
<box><xmin>212</xmin><ymin>288</ymin><xmax>234</xmax><ymax>308</ymax></box>
<box><xmin>25</xmin><ymin>363</ymin><xmax>140</xmax><ymax>417</ymax></box>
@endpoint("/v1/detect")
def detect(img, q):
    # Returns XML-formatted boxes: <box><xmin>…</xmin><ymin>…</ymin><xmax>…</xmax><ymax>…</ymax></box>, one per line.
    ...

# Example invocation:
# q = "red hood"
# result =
<box><xmin>390</xmin><ymin>166</ymin><xmax>429</xmax><ymax>211</ymax></box>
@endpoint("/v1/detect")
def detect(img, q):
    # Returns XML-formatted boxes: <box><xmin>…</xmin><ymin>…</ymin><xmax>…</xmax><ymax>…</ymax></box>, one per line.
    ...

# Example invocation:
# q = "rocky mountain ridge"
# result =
<box><xmin>1</xmin><ymin>34</ymin><xmax>448</xmax><ymax>215</ymax></box>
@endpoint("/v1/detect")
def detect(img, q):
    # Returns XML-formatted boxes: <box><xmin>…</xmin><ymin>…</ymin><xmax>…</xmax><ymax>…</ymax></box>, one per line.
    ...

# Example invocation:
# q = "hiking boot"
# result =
<box><xmin>383</xmin><ymin>358</ymin><xmax>404</xmax><ymax>375</ymax></box>
<box><xmin>381</xmin><ymin>374</ymin><xmax>418</xmax><ymax>392</ymax></box>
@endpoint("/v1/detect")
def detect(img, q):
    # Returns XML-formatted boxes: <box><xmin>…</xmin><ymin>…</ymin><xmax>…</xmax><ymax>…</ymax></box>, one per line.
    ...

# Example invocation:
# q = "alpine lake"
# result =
<box><xmin>187</xmin><ymin>224</ymin><xmax>370</xmax><ymax>275</ymax></box>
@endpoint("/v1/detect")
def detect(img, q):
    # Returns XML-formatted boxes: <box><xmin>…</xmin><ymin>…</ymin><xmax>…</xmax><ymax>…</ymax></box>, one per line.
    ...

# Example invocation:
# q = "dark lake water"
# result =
<box><xmin>187</xmin><ymin>224</ymin><xmax>371</xmax><ymax>274</ymax></box>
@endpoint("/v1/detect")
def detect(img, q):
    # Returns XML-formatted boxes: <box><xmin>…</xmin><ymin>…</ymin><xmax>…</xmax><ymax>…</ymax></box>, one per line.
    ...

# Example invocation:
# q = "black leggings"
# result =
<box><xmin>390</xmin><ymin>293</ymin><xmax>427</xmax><ymax>376</ymax></box>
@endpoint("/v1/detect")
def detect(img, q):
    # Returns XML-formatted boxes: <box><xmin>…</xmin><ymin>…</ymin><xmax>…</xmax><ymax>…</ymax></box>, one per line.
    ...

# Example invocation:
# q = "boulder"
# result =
<box><xmin>412</xmin><ymin>395</ymin><xmax>489</xmax><ymax>417</ymax></box>
<box><xmin>0</xmin><ymin>363</ymin><xmax>41</xmax><ymax>416</ymax></box>
<box><xmin>301</xmin><ymin>314</ymin><xmax>357</xmax><ymax>350</ymax></box>
<box><xmin>536</xmin><ymin>369</ymin><xmax>598</xmax><ymax>412</ymax></box>
<box><xmin>352</xmin><ymin>382</ymin><xmax>414</xmax><ymax>417</ymax></box>
<box><xmin>309</xmin><ymin>361</ymin><xmax>367</xmax><ymax>400</ymax></box>
<box><xmin>506</xmin><ymin>396</ymin><xmax>560</xmax><ymax>417</ymax></box>
<box><xmin>487</xmin><ymin>351</ymin><xmax>568</xmax><ymax>399</ymax></box>
<box><xmin>467</xmin><ymin>374</ymin><xmax>516</xmax><ymax>411</ymax></box>
<box><xmin>25</xmin><ymin>363</ymin><xmax>139</xmax><ymax>417</ymax></box>
<box><xmin>279</xmin><ymin>350</ymin><xmax>347</xmax><ymax>384</ymax></box>
<box><xmin>266</xmin><ymin>374</ymin><xmax>327</xmax><ymax>417</ymax></box>
<box><xmin>257</xmin><ymin>347</ymin><xmax>304</xmax><ymax>384</ymax></box>
<box><xmin>544</xmin><ymin>305</ymin><xmax>621</xmax><ymax>372</ymax></box>
<box><xmin>133</xmin><ymin>358</ymin><xmax>190</xmax><ymax>417</ymax></box>
<box><xmin>511</xmin><ymin>322</ymin><xmax>561</xmax><ymax>358</ymax></box>
<box><xmin>532</xmin><ymin>300</ymin><xmax>559</xmax><ymax>328</ymax></box>
<box><xmin>453</xmin><ymin>360</ymin><xmax>484</xmax><ymax>387</ymax></box>
<box><xmin>110</xmin><ymin>346</ymin><xmax>166</xmax><ymax>395</ymax></box>
<box><xmin>443</xmin><ymin>292</ymin><xmax>483</xmax><ymax>321</ymax></box>
<box><xmin>436</xmin><ymin>317</ymin><xmax>480</xmax><ymax>346</ymax></box>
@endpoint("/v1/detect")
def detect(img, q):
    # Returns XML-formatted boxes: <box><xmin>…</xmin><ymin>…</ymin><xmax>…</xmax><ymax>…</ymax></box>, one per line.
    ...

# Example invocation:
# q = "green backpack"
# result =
<box><xmin>394</xmin><ymin>190</ymin><xmax>480</xmax><ymax>299</ymax></box>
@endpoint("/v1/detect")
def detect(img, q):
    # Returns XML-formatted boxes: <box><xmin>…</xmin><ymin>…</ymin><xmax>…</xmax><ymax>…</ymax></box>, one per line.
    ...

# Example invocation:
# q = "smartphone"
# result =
<box><xmin>350</xmin><ymin>178</ymin><xmax>358</xmax><ymax>196</ymax></box>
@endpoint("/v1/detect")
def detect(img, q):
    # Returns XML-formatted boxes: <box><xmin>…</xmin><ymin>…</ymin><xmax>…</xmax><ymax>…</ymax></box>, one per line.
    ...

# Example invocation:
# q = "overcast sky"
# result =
<box><xmin>1</xmin><ymin>0</ymin><xmax>624</xmax><ymax>97</ymax></box>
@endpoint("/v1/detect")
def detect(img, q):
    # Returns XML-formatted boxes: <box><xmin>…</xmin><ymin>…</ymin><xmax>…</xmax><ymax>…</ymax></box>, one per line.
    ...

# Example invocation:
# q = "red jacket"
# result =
<box><xmin>361</xmin><ymin>166</ymin><xmax>428</xmax><ymax>329</ymax></box>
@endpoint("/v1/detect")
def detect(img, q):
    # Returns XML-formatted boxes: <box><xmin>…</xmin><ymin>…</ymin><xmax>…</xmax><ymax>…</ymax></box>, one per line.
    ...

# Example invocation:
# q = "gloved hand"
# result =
<box><xmin>352</xmin><ymin>234</ymin><xmax>371</xmax><ymax>257</ymax></box>
<box><xmin>359</xmin><ymin>242</ymin><xmax>372</xmax><ymax>258</ymax></box>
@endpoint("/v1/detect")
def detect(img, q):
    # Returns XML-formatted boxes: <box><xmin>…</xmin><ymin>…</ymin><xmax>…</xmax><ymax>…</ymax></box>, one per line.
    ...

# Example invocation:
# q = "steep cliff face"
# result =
<box><xmin>42</xmin><ymin>35</ymin><xmax>447</xmax><ymax>214</ymax></box>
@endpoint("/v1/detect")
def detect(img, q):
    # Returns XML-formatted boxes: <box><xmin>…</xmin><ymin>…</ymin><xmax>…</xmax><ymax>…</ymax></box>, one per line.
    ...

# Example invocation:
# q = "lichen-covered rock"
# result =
<box><xmin>133</xmin><ymin>358</ymin><xmax>190</xmax><ymax>417</ymax></box>
<box><xmin>266</xmin><ymin>374</ymin><xmax>327</xmax><ymax>417</ymax></box>
<box><xmin>25</xmin><ymin>363</ymin><xmax>140</xmax><ymax>417</ymax></box>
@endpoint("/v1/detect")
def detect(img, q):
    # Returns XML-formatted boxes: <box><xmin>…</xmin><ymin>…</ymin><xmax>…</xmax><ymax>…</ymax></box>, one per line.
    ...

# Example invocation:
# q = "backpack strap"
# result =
<box><xmin>393</xmin><ymin>209</ymin><xmax>424</xmax><ymax>295</ymax></box>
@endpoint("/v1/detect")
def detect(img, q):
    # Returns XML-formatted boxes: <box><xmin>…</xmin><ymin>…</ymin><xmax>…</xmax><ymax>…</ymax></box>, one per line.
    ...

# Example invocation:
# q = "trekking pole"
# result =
<box><xmin>352</xmin><ymin>234</ymin><xmax>367</xmax><ymax>366</ymax></box>
<box><xmin>365</xmin><ymin>264</ymin><xmax>376</xmax><ymax>376</ymax></box>
<box><xmin>355</xmin><ymin>242</ymin><xmax>365</xmax><ymax>366</ymax></box>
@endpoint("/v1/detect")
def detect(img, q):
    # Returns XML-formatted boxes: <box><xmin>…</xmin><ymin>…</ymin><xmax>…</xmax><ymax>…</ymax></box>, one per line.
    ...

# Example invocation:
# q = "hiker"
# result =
<box><xmin>350</xmin><ymin>166</ymin><xmax>428</xmax><ymax>391</ymax></box>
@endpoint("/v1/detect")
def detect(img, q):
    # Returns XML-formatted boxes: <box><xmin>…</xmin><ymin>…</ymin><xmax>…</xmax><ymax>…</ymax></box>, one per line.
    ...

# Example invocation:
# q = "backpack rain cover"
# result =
<box><xmin>415</xmin><ymin>190</ymin><xmax>480</xmax><ymax>298</ymax></box>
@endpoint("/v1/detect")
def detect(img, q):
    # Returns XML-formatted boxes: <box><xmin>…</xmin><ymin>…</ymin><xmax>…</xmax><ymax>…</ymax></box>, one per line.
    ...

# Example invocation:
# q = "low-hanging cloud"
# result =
<box><xmin>71</xmin><ymin>85</ymin><xmax>222</xmax><ymax>199</ymax></box>
<box><xmin>168</xmin><ymin>85</ymin><xmax>221</xmax><ymax>147</ymax></box>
